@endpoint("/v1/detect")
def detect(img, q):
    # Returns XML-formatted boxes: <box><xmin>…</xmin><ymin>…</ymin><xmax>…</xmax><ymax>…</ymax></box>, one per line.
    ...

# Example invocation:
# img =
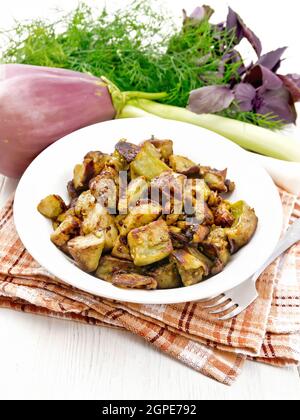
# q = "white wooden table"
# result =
<box><xmin>1</xmin><ymin>0</ymin><xmax>300</xmax><ymax>401</ymax></box>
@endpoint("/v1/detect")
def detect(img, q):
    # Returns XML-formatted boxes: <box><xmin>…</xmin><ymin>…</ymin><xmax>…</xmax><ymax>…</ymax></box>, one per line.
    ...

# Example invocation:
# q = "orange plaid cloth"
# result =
<box><xmin>0</xmin><ymin>190</ymin><xmax>299</xmax><ymax>385</ymax></box>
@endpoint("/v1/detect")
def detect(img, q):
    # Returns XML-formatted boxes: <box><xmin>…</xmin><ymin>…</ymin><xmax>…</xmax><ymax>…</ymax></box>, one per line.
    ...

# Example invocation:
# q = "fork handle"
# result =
<box><xmin>252</xmin><ymin>219</ymin><xmax>300</xmax><ymax>282</ymax></box>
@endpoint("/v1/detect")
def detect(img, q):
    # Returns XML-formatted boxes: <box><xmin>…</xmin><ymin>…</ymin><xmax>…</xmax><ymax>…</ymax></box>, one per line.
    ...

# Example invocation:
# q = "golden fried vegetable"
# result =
<box><xmin>112</xmin><ymin>236</ymin><xmax>133</xmax><ymax>261</ymax></box>
<box><xmin>53</xmin><ymin>208</ymin><xmax>76</xmax><ymax>230</ymax></box>
<box><xmin>169</xmin><ymin>155</ymin><xmax>199</xmax><ymax>176</ymax></box>
<box><xmin>172</xmin><ymin>248</ymin><xmax>212</xmax><ymax>286</ymax></box>
<box><xmin>115</xmin><ymin>214</ymin><xmax>126</xmax><ymax>233</ymax></box>
<box><xmin>119</xmin><ymin>176</ymin><xmax>149</xmax><ymax>213</ymax></box>
<box><xmin>51</xmin><ymin>215</ymin><xmax>81</xmax><ymax>247</ymax></box>
<box><xmin>213</xmin><ymin>201</ymin><xmax>235</xmax><ymax>228</ymax></box>
<box><xmin>120</xmin><ymin>201</ymin><xmax>161</xmax><ymax>236</ymax></box>
<box><xmin>200</xmin><ymin>166</ymin><xmax>228</xmax><ymax>193</ymax></box>
<box><xmin>145</xmin><ymin>139</ymin><xmax>174</xmax><ymax>162</ymax></box>
<box><xmin>112</xmin><ymin>273</ymin><xmax>157</xmax><ymax>290</ymax></box>
<box><xmin>67</xmin><ymin>181</ymin><xmax>79</xmax><ymax>201</ymax></box>
<box><xmin>106</xmin><ymin>150</ymin><xmax>128</xmax><ymax>172</ymax></box>
<box><xmin>73</xmin><ymin>159</ymin><xmax>95</xmax><ymax>191</ymax></box>
<box><xmin>74</xmin><ymin>191</ymin><xmax>96</xmax><ymax>218</ymax></box>
<box><xmin>130</xmin><ymin>142</ymin><xmax>170</xmax><ymax>181</ymax></box>
<box><xmin>165</xmin><ymin>214</ymin><xmax>181</xmax><ymax>226</ymax></box>
<box><xmin>96</xmin><ymin>255</ymin><xmax>140</xmax><ymax>282</ymax></box>
<box><xmin>190</xmin><ymin>224</ymin><xmax>210</xmax><ymax>244</ymax></box>
<box><xmin>37</xmin><ymin>195</ymin><xmax>67</xmax><ymax>220</ymax></box>
<box><xmin>201</xmin><ymin>228</ymin><xmax>231</xmax><ymax>274</ymax></box>
<box><xmin>184</xmin><ymin>180</ymin><xmax>211</xmax><ymax>221</ymax></box>
<box><xmin>89</xmin><ymin>170</ymin><xmax>118</xmax><ymax>209</ymax></box>
<box><xmin>84</xmin><ymin>151</ymin><xmax>109</xmax><ymax>175</ymax></box>
<box><xmin>115</xmin><ymin>140</ymin><xmax>140</xmax><ymax>163</ymax></box>
<box><xmin>151</xmin><ymin>171</ymin><xmax>186</xmax><ymax>215</ymax></box>
<box><xmin>81</xmin><ymin>203</ymin><xmax>118</xmax><ymax>252</ymax></box>
<box><xmin>67</xmin><ymin>232</ymin><xmax>105</xmax><ymax>273</ymax></box>
<box><xmin>225</xmin><ymin>201</ymin><xmax>258</xmax><ymax>254</ymax></box>
<box><xmin>128</xmin><ymin>220</ymin><xmax>173</xmax><ymax>266</ymax></box>
<box><xmin>192</xmin><ymin>202</ymin><xmax>215</xmax><ymax>226</ymax></box>
<box><xmin>151</xmin><ymin>260</ymin><xmax>182</xmax><ymax>289</ymax></box>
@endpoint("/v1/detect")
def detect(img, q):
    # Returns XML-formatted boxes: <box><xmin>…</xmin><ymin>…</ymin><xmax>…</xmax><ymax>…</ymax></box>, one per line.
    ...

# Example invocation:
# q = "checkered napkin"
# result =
<box><xmin>0</xmin><ymin>190</ymin><xmax>299</xmax><ymax>386</ymax></box>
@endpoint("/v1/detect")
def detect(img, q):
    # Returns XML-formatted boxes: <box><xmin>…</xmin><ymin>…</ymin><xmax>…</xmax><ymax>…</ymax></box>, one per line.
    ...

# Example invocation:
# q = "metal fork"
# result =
<box><xmin>199</xmin><ymin>218</ymin><xmax>300</xmax><ymax>321</ymax></box>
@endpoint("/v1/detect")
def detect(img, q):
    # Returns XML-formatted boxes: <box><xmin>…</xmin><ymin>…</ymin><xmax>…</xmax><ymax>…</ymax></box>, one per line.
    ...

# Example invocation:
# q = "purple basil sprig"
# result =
<box><xmin>186</xmin><ymin>6</ymin><xmax>300</xmax><ymax>124</ymax></box>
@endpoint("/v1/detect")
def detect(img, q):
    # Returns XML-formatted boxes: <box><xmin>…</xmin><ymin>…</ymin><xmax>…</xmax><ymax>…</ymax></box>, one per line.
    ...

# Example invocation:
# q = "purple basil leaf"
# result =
<box><xmin>234</xmin><ymin>83</ymin><xmax>256</xmax><ymax>111</ymax></box>
<box><xmin>244</xmin><ymin>65</ymin><xmax>283</xmax><ymax>91</ymax></box>
<box><xmin>256</xmin><ymin>47</ymin><xmax>287</xmax><ymax>72</ymax></box>
<box><xmin>226</xmin><ymin>7</ymin><xmax>262</xmax><ymax>57</ymax></box>
<box><xmin>183</xmin><ymin>5</ymin><xmax>214</xmax><ymax>25</ymax></box>
<box><xmin>256</xmin><ymin>87</ymin><xmax>297</xmax><ymax>124</ymax></box>
<box><xmin>223</xmin><ymin>50</ymin><xmax>247</xmax><ymax>77</ymax></box>
<box><xmin>279</xmin><ymin>74</ymin><xmax>300</xmax><ymax>102</ymax></box>
<box><xmin>188</xmin><ymin>85</ymin><xmax>234</xmax><ymax>114</ymax></box>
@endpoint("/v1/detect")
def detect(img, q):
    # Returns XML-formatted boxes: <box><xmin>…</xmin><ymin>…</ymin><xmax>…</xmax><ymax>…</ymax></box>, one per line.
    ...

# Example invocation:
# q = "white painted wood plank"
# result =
<box><xmin>0</xmin><ymin>310</ymin><xmax>299</xmax><ymax>400</ymax></box>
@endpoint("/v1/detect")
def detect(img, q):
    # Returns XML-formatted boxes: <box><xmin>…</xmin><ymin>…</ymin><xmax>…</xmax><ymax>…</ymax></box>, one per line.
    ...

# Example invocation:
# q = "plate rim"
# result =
<box><xmin>13</xmin><ymin>117</ymin><xmax>283</xmax><ymax>304</ymax></box>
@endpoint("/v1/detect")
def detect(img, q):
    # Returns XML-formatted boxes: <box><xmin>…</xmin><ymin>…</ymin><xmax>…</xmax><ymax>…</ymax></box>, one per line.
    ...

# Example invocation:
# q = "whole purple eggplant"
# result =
<box><xmin>0</xmin><ymin>64</ymin><xmax>116</xmax><ymax>177</ymax></box>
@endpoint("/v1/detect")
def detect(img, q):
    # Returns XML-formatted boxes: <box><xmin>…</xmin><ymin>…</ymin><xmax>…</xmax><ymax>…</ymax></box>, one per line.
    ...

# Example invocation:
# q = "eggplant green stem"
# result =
<box><xmin>124</xmin><ymin>99</ymin><xmax>300</xmax><ymax>162</ymax></box>
<box><xmin>101</xmin><ymin>76</ymin><xmax>167</xmax><ymax>117</ymax></box>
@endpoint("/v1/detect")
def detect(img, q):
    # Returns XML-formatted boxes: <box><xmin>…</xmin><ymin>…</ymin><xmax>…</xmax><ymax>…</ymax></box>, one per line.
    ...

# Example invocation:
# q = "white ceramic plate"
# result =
<box><xmin>14</xmin><ymin>117</ymin><xmax>283</xmax><ymax>304</ymax></box>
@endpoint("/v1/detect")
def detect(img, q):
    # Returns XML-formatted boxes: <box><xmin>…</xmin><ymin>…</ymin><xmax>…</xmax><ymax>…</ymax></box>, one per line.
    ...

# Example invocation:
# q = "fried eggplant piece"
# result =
<box><xmin>190</xmin><ymin>224</ymin><xmax>210</xmax><ymax>244</ymax></box>
<box><xmin>112</xmin><ymin>236</ymin><xmax>133</xmax><ymax>261</ymax></box>
<box><xmin>119</xmin><ymin>176</ymin><xmax>149</xmax><ymax>213</ymax></box>
<box><xmin>81</xmin><ymin>203</ymin><xmax>118</xmax><ymax>252</ymax></box>
<box><xmin>207</xmin><ymin>191</ymin><xmax>222</xmax><ymax>208</ymax></box>
<box><xmin>67</xmin><ymin>181</ymin><xmax>79</xmax><ymax>201</ymax></box>
<box><xmin>74</xmin><ymin>191</ymin><xmax>96</xmax><ymax>218</ymax></box>
<box><xmin>128</xmin><ymin>220</ymin><xmax>173</xmax><ymax>266</ymax></box>
<box><xmin>89</xmin><ymin>168</ymin><xmax>118</xmax><ymax>209</ymax></box>
<box><xmin>199</xmin><ymin>166</ymin><xmax>228</xmax><ymax>193</ymax></box>
<box><xmin>151</xmin><ymin>171</ymin><xmax>186</xmax><ymax>215</ymax></box>
<box><xmin>84</xmin><ymin>151</ymin><xmax>109</xmax><ymax>175</ymax></box>
<box><xmin>169</xmin><ymin>155</ymin><xmax>199</xmax><ymax>176</ymax></box>
<box><xmin>115</xmin><ymin>214</ymin><xmax>126</xmax><ymax>233</ymax></box>
<box><xmin>172</xmin><ymin>248</ymin><xmax>212</xmax><ymax>287</ymax></box>
<box><xmin>150</xmin><ymin>260</ymin><xmax>182</xmax><ymax>289</ymax></box>
<box><xmin>37</xmin><ymin>195</ymin><xmax>67</xmax><ymax>220</ymax></box>
<box><xmin>169</xmin><ymin>230</ymin><xmax>190</xmax><ymax>249</ymax></box>
<box><xmin>225</xmin><ymin>180</ymin><xmax>236</xmax><ymax>193</ymax></box>
<box><xmin>192</xmin><ymin>203</ymin><xmax>214</xmax><ymax>226</ymax></box>
<box><xmin>213</xmin><ymin>201</ymin><xmax>235</xmax><ymax>228</ymax></box>
<box><xmin>73</xmin><ymin>159</ymin><xmax>95</xmax><ymax>191</ymax></box>
<box><xmin>67</xmin><ymin>232</ymin><xmax>105</xmax><ymax>273</ymax></box>
<box><xmin>96</xmin><ymin>255</ymin><xmax>139</xmax><ymax>282</ymax></box>
<box><xmin>120</xmin><ymin>201</ymin><xmax>161</xmax><ymax>236</ymax></box>
<box><xmin>130</xmin><ymin>142</ymin><xmax>170</xmax><ymax>181</ymax></box>
<box><xmin>112</xmin><ymin>273</ymin><xmax>157</xmax><ymax>290</ymax></box>
<box><xmin>225</xmin><ymin>201</ymin><xmax>258</xmax><ymax>254</ymax></box>
<box><xmin>51</xmin><ymin>215</ymin><xmax>81</xmax><ymax>247</ymax></box>
<box><xmin>184</xmin><ymin>179</ymin><xmax>211</xmax><ymax>218</ymax></box>
<box><xmin>115</xmin><ymin>140</ymin><xmax>141</xmax><ymax>163</ymax></box>
<box><xmin>201</xmin><ymin>228</ymin><xmax>231</xmax><ymax>275</ymax></box>
<box><xmin>165</xmin><ymin>214</ymin><xmax>181</xmax><ymax>226</ymax></box>
<box><xmin>106</xmin><ymin>150</ymin><xmax>128</xmax><ymax>172</ymax></box>
<box><xmin>144</xmin><ymin>139</ymin><xmax>174</xmax><ymax>162</ymax></box>
<box><xmin>53</xmin><ymin>208</ymin><xmax>76</xmax><ymax>230</ymax></box>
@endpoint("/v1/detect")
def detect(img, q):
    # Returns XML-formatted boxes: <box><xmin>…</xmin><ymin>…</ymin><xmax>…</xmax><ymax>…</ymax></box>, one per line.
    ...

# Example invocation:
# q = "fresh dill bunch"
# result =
<box><xmin>0</xmin><ymin>0</ymin><xmax>282</xmax><ymax>128</ymax></box>
<box><xmin>0</xmin><ymin>1</ymin><xmax>239</xmax><ymax>107</ymax></box>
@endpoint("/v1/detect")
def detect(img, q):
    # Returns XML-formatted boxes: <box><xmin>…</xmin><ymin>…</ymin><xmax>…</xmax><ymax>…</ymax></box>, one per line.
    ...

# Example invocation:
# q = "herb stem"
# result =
<box><xmin>123</xmin><ymin>99</ymin><xmax>300</xmax><ymax>162</ymax></box>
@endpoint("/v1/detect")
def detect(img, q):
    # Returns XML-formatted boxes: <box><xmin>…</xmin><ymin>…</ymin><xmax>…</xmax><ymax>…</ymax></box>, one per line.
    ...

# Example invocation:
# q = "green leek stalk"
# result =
<box><xmin>120</xmin><ymin>99</ymin><xmax>300</xmax><ymax>162</ymax></box>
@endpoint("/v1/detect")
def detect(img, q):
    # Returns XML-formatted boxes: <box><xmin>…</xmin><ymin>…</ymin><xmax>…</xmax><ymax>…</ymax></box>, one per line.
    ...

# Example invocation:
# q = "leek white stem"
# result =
<box><xmin>122</xmin><ymin>99</ymin><xmax>300</xmax><ymax>162</ymax></box>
